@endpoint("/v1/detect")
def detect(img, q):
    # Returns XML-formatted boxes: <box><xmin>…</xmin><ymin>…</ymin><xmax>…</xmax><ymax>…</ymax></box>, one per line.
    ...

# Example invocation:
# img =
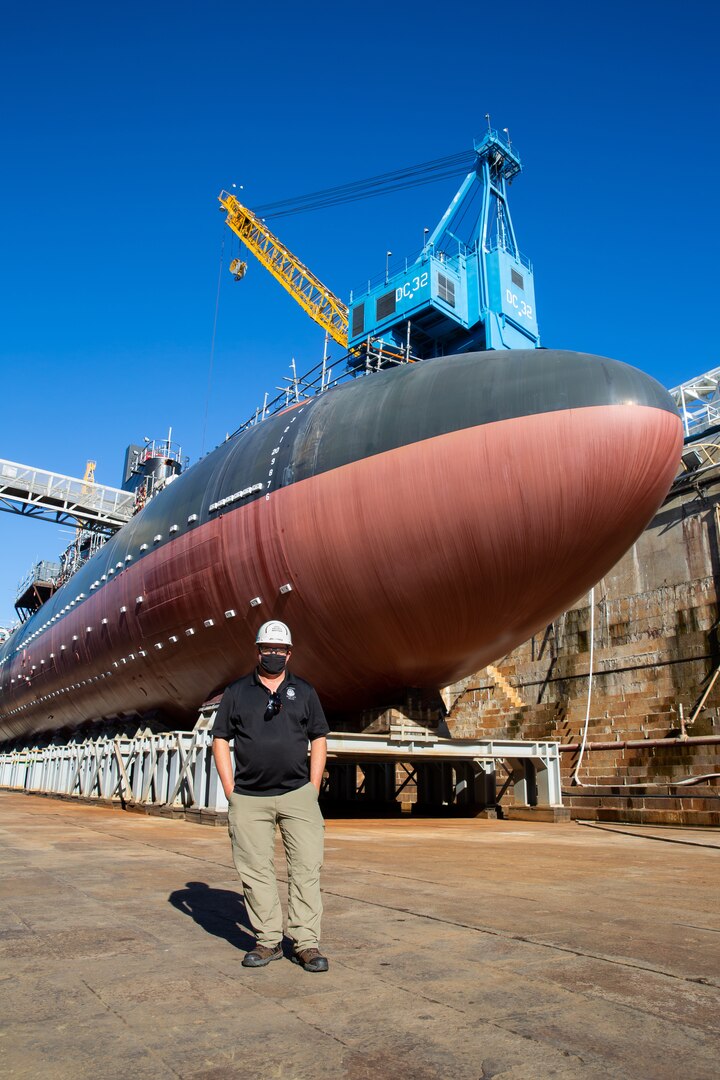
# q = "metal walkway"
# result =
<box><xmin>670</xmin><ymin>365</ymin><xmax>720</xmax><ymax>439</ymax></box>
<box><xmin>0</xmin><ymin>458</ymin><xmax>136</xmax><ymax>531</ymax></box>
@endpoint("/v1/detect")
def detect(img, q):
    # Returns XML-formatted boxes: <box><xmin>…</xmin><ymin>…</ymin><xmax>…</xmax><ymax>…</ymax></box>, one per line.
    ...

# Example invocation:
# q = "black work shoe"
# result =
<box><xmin>242</xmin><ymin>943</ymin><xmax>283</xmax><ymax>967</ymax></box>
<box><xmin>292</xmin><ymin>947</ymin><xmax>329</xmax><ymax>972</ymax></box>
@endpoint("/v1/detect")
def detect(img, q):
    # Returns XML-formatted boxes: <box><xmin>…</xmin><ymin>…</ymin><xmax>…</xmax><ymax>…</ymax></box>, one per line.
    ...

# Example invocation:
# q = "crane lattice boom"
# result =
<box><xmin>219</xmin><ymin>192</ymin><xmax>349</xmax><ymax>348</ymax></box>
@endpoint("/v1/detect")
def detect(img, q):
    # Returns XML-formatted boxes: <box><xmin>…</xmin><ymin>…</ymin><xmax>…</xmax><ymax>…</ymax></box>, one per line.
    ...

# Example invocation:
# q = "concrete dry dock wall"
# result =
<box><xmin>445</xmin><ymin>472</ymin><xmax>720</xmax><ymax>825</ymax></box>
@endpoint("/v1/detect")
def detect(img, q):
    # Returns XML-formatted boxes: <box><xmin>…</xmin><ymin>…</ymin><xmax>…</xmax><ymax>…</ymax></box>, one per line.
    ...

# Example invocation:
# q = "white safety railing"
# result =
<box><xmin>670</xmin><ymin>366</ymin><xmax>720</xmax><ymax>439</ymax></box>
<box><xmin>0</xmin><ymin>715</ymin><xmax>563</xmax><ymax>813</ymax></box>
<box><xmin>0</xmin><ymin>730</ymin><xmax>220</xmax><ymax>809</ymax></box>
<box><xmin>0</xmin><ymin>459</ymin><xmax>136</xmax><ymax>529</ymax></box>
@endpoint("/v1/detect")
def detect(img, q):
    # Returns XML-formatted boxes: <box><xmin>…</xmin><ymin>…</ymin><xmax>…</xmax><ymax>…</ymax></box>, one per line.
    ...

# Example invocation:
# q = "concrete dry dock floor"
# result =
<box><xmin>0</xmin><ymin>796</ymin><xmax>718</xmax><ymax>1080</ymax></box>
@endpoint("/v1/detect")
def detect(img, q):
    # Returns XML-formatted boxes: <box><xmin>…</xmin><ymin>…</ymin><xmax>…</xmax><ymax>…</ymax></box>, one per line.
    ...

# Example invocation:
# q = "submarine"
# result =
<box><xmin>0</xmin><ymin>348</ymin><xmax>682</xmax><ymax>740</ymax></box>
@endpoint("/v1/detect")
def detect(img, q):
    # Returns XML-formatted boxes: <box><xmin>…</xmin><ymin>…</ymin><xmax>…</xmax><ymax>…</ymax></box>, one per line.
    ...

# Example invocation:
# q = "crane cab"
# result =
<box><xmin>348</xmin><ymin>130</ymin><xmax>540</xmax><ymax>361</ymax></box>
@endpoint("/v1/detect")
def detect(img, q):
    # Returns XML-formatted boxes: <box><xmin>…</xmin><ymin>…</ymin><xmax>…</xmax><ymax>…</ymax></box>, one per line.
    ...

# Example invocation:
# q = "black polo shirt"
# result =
<box><xmin>212</xmin><ymin>668</ymin><xmax>329</xmax><ymax>796</ymax></box>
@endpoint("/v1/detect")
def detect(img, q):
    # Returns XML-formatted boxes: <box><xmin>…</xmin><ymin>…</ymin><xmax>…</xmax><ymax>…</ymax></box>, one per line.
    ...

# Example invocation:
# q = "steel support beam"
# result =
<box><xmin>0</xmin><ymin>720</ymin><xmax>563</xmax><ymax>813</ymax></box>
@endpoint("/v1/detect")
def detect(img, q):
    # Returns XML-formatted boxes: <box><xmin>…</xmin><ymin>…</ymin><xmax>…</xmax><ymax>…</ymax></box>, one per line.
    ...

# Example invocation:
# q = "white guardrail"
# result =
<box><xmin>0</xmin><ymin>720</ymin><xmax>563</xmax><ymax>813</ymax></box>
<box><xmin>0</xmin><ymin>459</ymin><xmax>136</xmax><ymax>527</ymax></box>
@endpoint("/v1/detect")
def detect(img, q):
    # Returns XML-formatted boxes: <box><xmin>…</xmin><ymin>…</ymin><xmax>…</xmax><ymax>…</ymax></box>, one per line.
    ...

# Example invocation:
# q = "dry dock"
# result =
<box><xmin>1</xmin><ymin>793</ymin><xmax>718</xmax><ymax>1079</ymax></box>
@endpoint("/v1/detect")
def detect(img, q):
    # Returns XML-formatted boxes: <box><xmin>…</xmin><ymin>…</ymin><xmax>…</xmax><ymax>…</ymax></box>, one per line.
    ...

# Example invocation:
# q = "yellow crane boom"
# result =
<box><xmin>218</xmin><ymin>191</ymin><xmax>349</xmax><ymax>349</ymax></box>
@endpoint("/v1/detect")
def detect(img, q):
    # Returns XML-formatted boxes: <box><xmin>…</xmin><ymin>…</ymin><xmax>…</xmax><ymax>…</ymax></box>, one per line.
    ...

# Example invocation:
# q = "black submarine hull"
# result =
<box><xmin>0</xmin><ymin>350</ymin><xmax>683</xmax><ymax>739</ymax></box>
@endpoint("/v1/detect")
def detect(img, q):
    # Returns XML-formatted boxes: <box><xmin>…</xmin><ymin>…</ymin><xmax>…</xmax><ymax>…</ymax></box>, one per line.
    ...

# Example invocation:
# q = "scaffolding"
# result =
<box><xmin>14</xmin><ymin>560</ymin><xmax>61</xmax><ymax>621</ymax></box>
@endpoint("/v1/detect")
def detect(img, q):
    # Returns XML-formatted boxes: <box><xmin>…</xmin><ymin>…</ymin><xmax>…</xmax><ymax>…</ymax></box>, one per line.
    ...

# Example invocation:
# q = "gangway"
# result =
<box><xmin>0</xmin><ymin>459</ymin><xmax>136</xmax><ymax>532</ymax></box>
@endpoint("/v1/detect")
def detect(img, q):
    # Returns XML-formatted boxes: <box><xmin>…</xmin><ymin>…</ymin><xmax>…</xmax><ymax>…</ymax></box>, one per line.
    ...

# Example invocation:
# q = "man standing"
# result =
<box><xmin>212</xmin><ymin>620</ymin><xmax>330</xmax><ymax>972</ymax></box>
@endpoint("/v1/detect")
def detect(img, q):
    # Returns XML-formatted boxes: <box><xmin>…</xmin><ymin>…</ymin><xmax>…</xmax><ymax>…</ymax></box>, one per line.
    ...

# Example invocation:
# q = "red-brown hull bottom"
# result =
<box><xmin>1</xmin><ymin>404</ymin><xmax>682</xmax><ymax>736</ymax></box>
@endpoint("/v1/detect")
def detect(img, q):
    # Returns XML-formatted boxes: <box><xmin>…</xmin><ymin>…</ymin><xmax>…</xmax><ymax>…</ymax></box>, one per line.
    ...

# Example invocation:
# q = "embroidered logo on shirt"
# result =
<box><xmin>286</xmin><ymin>687</ymin><xmax>296</xmax><ymax>699</ymax></box>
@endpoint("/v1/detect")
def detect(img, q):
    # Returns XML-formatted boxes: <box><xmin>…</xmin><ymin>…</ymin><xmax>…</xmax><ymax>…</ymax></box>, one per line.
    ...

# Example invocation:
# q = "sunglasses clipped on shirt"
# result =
<box><xmin>265</xmin><ymin>691</ymin><xmax>283</xmax><ymax>719</ymax></box>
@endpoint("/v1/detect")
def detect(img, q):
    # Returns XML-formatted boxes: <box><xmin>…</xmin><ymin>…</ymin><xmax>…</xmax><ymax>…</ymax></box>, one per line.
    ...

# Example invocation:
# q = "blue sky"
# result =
<box><xmin>1</xmin><ymin>0</ymin><xmax>718</xmax><ymax>625</ymax></box>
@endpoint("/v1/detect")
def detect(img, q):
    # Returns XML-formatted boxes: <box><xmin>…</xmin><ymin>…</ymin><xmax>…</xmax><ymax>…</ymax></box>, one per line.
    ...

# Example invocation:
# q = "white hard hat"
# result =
<box><xmin>256</xmin><ymin>620</ymin><xmax>293</xmax><ymax>647</ymax></box>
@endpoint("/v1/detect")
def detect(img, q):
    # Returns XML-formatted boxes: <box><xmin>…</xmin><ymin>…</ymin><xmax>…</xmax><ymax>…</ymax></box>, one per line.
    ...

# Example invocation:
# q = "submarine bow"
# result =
<box><xmin>0</xmin><ymin>350</ymin><xmax>682</xmax><ymax>738</ymax></box>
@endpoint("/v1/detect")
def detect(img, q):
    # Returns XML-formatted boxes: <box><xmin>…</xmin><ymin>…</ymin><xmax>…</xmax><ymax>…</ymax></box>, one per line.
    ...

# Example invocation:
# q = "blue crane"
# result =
<box><xmin>347</xmin><ymin>127</ymin><xmax>540</xmax><ymax>360</ymax></box>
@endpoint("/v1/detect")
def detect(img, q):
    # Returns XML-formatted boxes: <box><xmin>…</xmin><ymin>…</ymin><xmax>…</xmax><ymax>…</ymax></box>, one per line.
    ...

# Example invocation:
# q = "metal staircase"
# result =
<box><xmin>486</xmin><ymin>665</ymin><xmax>524</xmax><ymax>709</ymax></box>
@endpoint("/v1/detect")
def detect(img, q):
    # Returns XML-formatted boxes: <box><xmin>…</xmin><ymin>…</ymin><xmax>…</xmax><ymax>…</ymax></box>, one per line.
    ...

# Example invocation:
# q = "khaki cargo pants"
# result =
<box><xmin>227</xmin><ymin>782</ymin><xmax>325</xmax><ymax>951</ymax></box>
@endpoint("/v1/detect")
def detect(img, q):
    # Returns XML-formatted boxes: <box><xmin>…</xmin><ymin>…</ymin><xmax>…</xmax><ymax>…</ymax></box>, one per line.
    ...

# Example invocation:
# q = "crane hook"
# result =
<box><xmin>229</xmin><ymin>258</ymin><xmax>248</xmax><ymax>281</ymax></box>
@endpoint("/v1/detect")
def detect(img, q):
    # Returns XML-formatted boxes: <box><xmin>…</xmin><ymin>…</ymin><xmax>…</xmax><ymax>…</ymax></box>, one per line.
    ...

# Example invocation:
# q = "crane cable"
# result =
<box><xmin>201</xmin><ymin>235</ymin><xmax>225</xmax><ymax>457</ymax></box>
<box><xmin>252</xmin><ymin>150</ymin><xmax>476</xmax><ymax>220</ymax></box>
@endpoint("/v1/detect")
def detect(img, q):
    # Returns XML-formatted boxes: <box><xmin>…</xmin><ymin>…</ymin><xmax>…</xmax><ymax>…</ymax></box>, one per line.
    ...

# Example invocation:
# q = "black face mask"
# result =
<box><xmin>259</xmin><ymin>653</ymin><xmax>287</xmax><ymax>676</ymax></box>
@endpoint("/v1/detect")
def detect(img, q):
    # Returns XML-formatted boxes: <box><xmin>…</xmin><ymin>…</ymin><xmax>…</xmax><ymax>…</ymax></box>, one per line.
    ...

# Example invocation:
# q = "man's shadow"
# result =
<box><xmin>169</xmin><ymin>881</ymin><xmax>263</xmax><ymax>953</ymax></box>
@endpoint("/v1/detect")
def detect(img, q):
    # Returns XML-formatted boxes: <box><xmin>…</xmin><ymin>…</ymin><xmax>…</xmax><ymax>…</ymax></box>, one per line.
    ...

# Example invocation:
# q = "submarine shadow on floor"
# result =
<box><xmin>168</xmin><ymin>881</ymin><xmax>259</xmax><ymax>952</ymax></box>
